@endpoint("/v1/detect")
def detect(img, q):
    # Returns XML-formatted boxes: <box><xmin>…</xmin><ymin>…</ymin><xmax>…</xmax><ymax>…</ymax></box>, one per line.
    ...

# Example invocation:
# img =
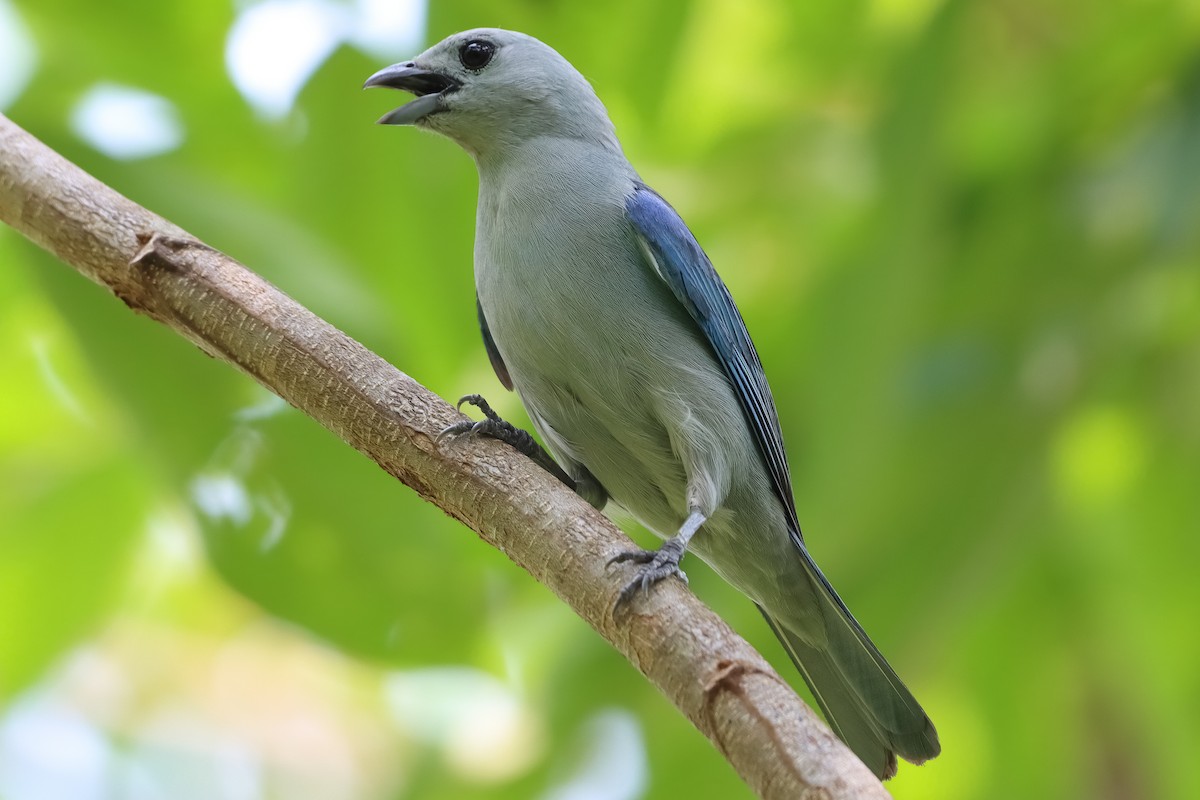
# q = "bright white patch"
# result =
<box><xmin>347</xmin><ymin>0</ymin><xmax>425</xmax><ymax>60</ymax></box>
<box><xmin>255</xmin><ymin>487</ymin><xmax>291</xmax><ymax>552</ymax></box>
<box><xmin>190</xmin><ymin>472</ymin><xmax>253</xmax><ymax>526</ymax></box>
<box><xmin>541</xmin><ymin>710</ymin><xmax>647</xmax><ymax>800</ymax></box>
<box><xmin>124</xmin><ymin>709</ymin><xmax>266</xmax><ymax>800</ymax></box>
<box><xmin>70</xmin><ymin>84</ymin><xmax>183</xmax><ymax>159</ymax></box>
<box><xmin>225</xmin><ymin>0</ymin><xmax>351</xmax><ymax>120</ymax></box>
<box><xmin>233</xmin><ymin>391</ymin><xmax>288</xmax><ymax>422</ymax></box>
<box><xmin>226</xmin><ymin>0</ymin><xmax>427</xmax><ymax>119</ymax></box>
<box><xmin>636</xmin><ymin>235</ymin><xmax>666</xmax><ymax>283</ymax></box>
<box><xmin>0</xmin><ymin>694</ymin><xmax>112</xmax><ymax>800</ymax></box>
<box><xmin>384</xmin><ymin>668</ymin><xmax>542</xmax><ymax>782</ymax></box>
<box><xmin>0</xmin><ymin>0</ymin><xmax>37</xmax><ymax>111</ymax></box>
<box><xmin>188</xmin><ymin>429</ymin><xmax>291</xmax><ymax>548</ymax></box>
<box><xmin>147</xmin><ymin>507</ymin><xmax>201</xmax><ymax>573</ymax></box>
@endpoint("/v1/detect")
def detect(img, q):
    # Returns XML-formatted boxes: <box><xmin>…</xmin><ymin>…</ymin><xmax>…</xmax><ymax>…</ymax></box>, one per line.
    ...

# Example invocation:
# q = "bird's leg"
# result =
<box><xmin>609</xmin><ymin>509</ymin><xmax>706</xmax><ymax>607</ymax></box>
<box><xmin>439</xmin><ymin>394</ymin><xmax>576</xmax><ymax>489</ymax></box>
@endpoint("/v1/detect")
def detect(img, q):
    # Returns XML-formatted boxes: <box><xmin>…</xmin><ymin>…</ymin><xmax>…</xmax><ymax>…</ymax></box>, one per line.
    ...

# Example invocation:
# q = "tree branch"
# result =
<box><xmin>0</xmin><ymin>113</ymin><xmax>891</xmax><ymax>800</ymax></box>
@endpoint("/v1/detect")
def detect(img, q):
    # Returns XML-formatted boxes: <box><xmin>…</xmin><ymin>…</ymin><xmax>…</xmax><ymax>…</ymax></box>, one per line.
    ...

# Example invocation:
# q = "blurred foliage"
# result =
<box><xmin>2</xmin><ymin>0</ymin><xmax>1199</xmax><ymax>798</ymax></box>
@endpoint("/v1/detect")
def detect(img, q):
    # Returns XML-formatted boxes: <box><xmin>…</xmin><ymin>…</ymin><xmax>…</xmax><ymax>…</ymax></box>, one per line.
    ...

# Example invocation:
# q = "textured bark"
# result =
<box><xmin>0</xmin><ymin>113</ymin><xmax>891</xmax><ymax>800</ymax></box>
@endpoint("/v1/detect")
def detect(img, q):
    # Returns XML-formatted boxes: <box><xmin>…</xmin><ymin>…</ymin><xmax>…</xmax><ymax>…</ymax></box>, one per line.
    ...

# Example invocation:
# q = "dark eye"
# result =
<box><xmin>458</xmin><ymin>40</ymin><xmax>495</xmax><ymax>70</ymax></box>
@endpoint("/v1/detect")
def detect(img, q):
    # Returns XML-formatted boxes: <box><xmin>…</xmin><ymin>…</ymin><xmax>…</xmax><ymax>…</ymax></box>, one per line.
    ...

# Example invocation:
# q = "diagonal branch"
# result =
<box><xmin>0</xmin><ymin>113</ymin><xmax>890</xmax><ymax>800</ymax></box>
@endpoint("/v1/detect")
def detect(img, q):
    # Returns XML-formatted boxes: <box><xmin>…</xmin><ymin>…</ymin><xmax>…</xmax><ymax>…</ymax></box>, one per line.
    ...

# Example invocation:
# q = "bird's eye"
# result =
<box><xmin>458</xmin><ymin>40</ymin><xmax>495</xmax><ymax>70</ymax></box>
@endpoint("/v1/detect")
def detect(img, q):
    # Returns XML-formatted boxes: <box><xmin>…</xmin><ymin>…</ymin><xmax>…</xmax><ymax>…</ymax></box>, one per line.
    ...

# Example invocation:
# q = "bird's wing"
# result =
<box><xmin>477</xmin><ymin>294</ymin><xmax>513</xmax><ymax>391</ymax></box>
<box><xmin>626</xmin><ymin>182</ymin><xmax>801</xmax><ymax>538</ymax></box>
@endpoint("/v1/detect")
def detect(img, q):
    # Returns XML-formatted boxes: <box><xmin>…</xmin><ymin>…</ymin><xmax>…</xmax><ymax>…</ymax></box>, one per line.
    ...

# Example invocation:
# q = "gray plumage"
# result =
<box><xmin>366</xmin><ymin>28</ymin><xmax>940</xmax><ymax>779</ymax></box>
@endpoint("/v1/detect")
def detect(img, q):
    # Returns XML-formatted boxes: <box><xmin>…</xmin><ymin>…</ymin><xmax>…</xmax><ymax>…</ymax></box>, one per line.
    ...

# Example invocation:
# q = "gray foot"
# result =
<box><xmin>439</xmin><ymin>394</ymin><xmax>574</xmax><ymax>487</ymax></box>
<box><xmin>440</xmin><ymin>394</ymin><xmax>536</xmax><ymax>452</ymax></box>
<box><xmin>609</xmin><ymin>534</ymin><xmax>689</xmax><ymax>607</ymax></box>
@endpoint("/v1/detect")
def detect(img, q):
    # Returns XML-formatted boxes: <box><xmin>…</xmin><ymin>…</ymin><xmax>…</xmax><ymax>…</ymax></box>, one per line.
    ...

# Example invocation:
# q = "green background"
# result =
<box><xmin>2</xmin><ymin>0</ymin><xmax>1199</xmax><ymax>798</ymax></box>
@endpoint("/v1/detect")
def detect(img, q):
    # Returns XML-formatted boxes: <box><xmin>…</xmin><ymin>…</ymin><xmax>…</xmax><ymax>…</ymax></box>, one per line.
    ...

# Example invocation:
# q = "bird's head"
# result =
<box><xmin>364</xmin><ymin>28</ymin><xmax>619</xmax><ymax>161</ymax></box>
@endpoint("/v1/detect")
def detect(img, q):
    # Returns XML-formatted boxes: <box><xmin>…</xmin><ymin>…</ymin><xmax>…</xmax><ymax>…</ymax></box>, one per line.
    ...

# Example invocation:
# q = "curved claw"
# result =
<box><xmin>437</xmin><ymin>419</ymin><xmax>478</xmax><ymax>443</ymax></box>
<box><xmin>610</xmin><ymin>540</ymin><xmax>690</xmax><ymax>610</ymax></box>
<box><xmin>438</xmin><ymin>392</ymin><xmax>578</xmax><ymax>491</ymax></box>
<box><xmin>457</xmin><ymin>393</ymin><xmax>499</xmax><ymax>420</ymax></box>
<box><xmin>441</xmin><ymin>393</ymin><xmax>501</xmax><ymax>444</ymax></box>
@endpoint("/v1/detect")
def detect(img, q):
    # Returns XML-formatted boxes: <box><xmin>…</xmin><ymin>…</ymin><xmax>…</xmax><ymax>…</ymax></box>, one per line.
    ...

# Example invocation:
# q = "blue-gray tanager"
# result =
<box><xmin>366</xmin><ymin>29</ymin><xmax>940</xmax><ymax>779</ymax></box>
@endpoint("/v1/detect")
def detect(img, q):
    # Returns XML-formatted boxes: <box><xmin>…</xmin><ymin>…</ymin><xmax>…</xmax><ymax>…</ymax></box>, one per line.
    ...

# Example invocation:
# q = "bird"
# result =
<box><xmin>365</xmin><ymin>28</ymin><xmax>940</xmax><ymax>780</ymax></box>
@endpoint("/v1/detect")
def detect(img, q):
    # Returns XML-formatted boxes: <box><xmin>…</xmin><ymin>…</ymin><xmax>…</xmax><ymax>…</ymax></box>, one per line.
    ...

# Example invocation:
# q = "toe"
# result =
<box><xmin>607</xmin><ymin>548</ymin><xmax>655</xmax><ymax>567</ymax></box>
<box><xmin>437</xmin><ymin>421</ymin><xmax>474</xmax><ymax>442</ymax></box>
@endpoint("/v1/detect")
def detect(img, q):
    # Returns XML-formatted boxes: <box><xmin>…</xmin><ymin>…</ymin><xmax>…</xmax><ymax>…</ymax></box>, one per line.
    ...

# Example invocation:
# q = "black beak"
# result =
<box><xmin>363</xmin><ymin>62</ymin><xmax>460</xmax><ymax>95</ymax></box>
<box><xmin>364</xmin><ymin>62</ymin><xmax>461</xmax><ymax>126</ymax></box>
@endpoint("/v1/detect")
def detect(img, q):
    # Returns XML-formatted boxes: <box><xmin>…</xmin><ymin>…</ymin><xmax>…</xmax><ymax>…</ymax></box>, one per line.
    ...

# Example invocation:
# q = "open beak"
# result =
<box><xmin>363</xmin><ymin>62</ymin><xmax>461</xmax><ymax>125</ymax></box>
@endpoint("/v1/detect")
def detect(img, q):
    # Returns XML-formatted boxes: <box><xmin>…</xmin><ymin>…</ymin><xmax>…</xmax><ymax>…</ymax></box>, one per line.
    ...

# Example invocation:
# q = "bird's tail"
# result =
<box><xmin>759</xmin><ymin>560</ymin><xmax>940</xmax><ymax>779</ymax></box>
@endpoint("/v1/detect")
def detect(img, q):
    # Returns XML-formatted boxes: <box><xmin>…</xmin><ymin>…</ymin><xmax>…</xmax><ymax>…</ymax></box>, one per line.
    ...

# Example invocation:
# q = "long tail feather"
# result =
<box><xmin>758</xmin><ymin>570</ymin><xmax>939</xmax><ymax>779</ymax></box>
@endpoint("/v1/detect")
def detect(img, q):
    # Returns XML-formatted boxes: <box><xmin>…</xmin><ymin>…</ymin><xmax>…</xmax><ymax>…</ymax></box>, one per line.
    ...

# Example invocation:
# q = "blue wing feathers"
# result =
<box><xmin>626</xmin><ymin>183</ymin><xmax>802</xmax><ymax>539</ymax></box>
<box><xmin>626</xmin><ymin>191</ymin><xmax>936</xmax><ymax>768</ymax></box>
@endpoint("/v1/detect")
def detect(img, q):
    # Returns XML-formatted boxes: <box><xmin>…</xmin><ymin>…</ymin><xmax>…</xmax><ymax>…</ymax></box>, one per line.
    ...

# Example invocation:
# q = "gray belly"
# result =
<box><xmin>496</xmin><ymin>289</ymin><xmax>706</xmax><ymax>536</ymax></box>
<box><xmin>472</xmin><ymin>174</ymin><xmax>816</xmax><ymax>628</ymax></box>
